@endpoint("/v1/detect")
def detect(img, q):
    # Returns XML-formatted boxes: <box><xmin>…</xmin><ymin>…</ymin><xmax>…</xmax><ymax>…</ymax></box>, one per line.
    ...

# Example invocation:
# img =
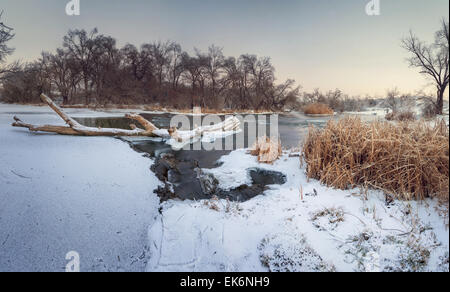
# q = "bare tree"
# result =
<box><xmin>0</xmin><ymin>10</ymin><xmax>17</xmax><ymax>80</ymax></box>
<box><xmin>181</xmin><ymin>52</ymin><xmax>208</xmax><ymax>107</ymax></box>
<box><xmin>264</xmin><ymin>79</ymin><xmax>300</xmax><ymax>111</ymax></box>
<box><xmin>147</xmin><ymin>41</ymin><xmax>172</xmax><ymax>90</ymax></box>
<box><xmin>239</xmin><ymin>55</ymin><xmax>275</xmax><ymax>110</ymax></box>
<box><xmin>42</xmin><ymin>49</ymin><xmax>81</xmax><ymax>104</ymax></box>
<box><xmin>205</xmin><ymin>45</ymin><xmax>225</xmax><ymax>102</ymax></box>
<box><xmin>122</xmin><ymin>44</ymin><xmax>152</xmax><ymax>82</ymax></box>
<box><xmin>402</xmin><ymin>19</ymin><xmax>449</xmax><ymax>114</ymax></box>
<box><xmin>90</xmin><ymin>35</ymin><xmax>121</xmax><ymax>104</ymax></box>
<box><xmin>1</xmin><ymin>62</ymin><xmax>51</xmax><ymax>103</ymax></box>
<box><xmin>63</xmin><ymin>29</ymin><xmax>100</xmax><ymax>105</ymax></box>
<box><xmin>221</xmin><ymin>57</ymin><xmax>241</xmax><ymax>108</ymax></box>
<box><xmin>385</xmin><ymin>87</ymin><xmax>401</xmax><ymax>112</ymax></box>
<box><xmin>0</xmin><ymin>10</ymin><xmax>14</xmax><ymax>61</ymax></box>
<box><xmin>167</xmin><ymin>42</ymin><xmax>184</xmax><ymax>90</ymax></box>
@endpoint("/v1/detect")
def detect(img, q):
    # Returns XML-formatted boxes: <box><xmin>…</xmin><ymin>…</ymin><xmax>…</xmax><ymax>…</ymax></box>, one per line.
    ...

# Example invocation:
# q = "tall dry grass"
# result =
<box><xmin>301</xmin><ymin>117</ymin><xmax>449</xmax><ymax>202</ymax></box>
<box><xmin>303</xmin><ymin>103</ymin><xmax>334</xmax><ymax>115</ymax></box>
<box><xmin>249</xmin><ymin>136</ymin><xmax>282</xmax><ymax>164</ymax></box>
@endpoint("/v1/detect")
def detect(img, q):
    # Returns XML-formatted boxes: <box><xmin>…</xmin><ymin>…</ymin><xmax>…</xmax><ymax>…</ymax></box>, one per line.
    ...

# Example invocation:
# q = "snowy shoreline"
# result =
<box><xmin>148</xmin><ymin>149</ymin><xmax>449</xmax><ymax>272</ymax></box>
<box><xmin>0</xmin><ymin>104</ymin><xmax>448</xmax><ymax>272</ymax></box>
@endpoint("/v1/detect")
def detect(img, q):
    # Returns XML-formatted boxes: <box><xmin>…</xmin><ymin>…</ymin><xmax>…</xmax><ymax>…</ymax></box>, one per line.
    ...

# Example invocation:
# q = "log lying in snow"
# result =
<box><xmin>12</xmin><ymin>94</ymin><xmax>241</xmax><ymax>143</ymax></box>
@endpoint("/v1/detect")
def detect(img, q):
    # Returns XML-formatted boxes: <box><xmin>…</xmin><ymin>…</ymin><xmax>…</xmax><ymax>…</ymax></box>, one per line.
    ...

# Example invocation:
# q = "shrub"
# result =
<box><xmin>303</xmin><ymin>103</ymin><xmax>334</xmax><ymax>115</ymax></box>
<box><xmin>258</xmin><ymin>233</ymin><xmax>336</xmax><ymax>272</ymax></box>
<box><xmin>385</xmin><ymin>111</ymin><xmax>416</xmax><ymax>122</ymax></box>
<box><xmin>422</xmin><ymin>102</ymin><xmax>437</xmax><ymax>119</ymax></box>
<box><xmin>301</xmin><ymin>117</ymin><xmax>449</xmax><ymax>202</ymax></box>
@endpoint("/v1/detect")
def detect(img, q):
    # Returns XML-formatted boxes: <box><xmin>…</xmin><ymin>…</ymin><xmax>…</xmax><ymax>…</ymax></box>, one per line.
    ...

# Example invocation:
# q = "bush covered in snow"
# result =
<box><xmin>258</xmin><ymin>233</ymin><xmax>336</xmax><ymax>272</ymax></box>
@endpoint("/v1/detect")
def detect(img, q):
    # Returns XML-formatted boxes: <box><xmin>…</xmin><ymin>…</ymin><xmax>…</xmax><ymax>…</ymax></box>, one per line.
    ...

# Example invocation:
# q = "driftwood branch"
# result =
<box><xmin>12</xmin><ymin>94</ymin><xmax>240</xmax><ymax>142</ymax></box>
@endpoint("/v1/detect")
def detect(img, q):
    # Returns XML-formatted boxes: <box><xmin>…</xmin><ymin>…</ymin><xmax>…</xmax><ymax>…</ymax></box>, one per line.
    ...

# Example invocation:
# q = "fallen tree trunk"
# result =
<box><xmin>12</xmin><ymin>94</ymin><xmax>240</xmax><ymax>142</ymax></box>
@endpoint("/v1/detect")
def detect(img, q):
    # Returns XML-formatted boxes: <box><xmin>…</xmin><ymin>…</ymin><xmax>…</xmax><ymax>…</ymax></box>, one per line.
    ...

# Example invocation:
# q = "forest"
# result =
<box><xmin>0</xmin><ymin>28</ymin><xmax>303</xmax><ymax>111</ymax></box>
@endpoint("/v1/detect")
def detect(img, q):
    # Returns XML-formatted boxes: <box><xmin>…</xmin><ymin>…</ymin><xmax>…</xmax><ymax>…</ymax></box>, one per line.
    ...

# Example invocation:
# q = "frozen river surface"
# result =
<box><xmin>0</xmin><ymin>104</ymin><xmax>161</xmax><ymax>272</ymax></box>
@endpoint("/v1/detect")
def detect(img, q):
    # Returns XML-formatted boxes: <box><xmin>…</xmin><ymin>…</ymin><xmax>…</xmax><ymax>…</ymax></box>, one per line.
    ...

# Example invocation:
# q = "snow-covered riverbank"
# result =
<box><xmin>0</xmin><ymin>104</ymin><xmax>161</xmax><ymax>271</ymax></box>
<box><xmin>148</xmin><ymin>149</ymin><xmax>449</xmax><ymax>272</ymax></box>
<box><xmin>1</xmin><ymin>103</ymin><xmax>448</xmax><ymax>272</ymax></box>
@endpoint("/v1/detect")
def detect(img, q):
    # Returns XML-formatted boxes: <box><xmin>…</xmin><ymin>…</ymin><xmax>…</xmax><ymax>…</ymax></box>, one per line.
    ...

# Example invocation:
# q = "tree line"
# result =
<box><xmin>0</xmin><ymin>27</ymin><xmax>300</xmax><ymax>111</ymax></box>
<box><xmin>1</xmin><ymin>12</ymin><xmax>447</xmax><ymax>114</ymax></box>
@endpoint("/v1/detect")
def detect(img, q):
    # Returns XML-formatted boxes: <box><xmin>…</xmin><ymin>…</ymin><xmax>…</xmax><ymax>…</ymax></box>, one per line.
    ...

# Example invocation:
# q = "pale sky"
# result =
<box><xmin>1</xmin><ymin>0</ymin><xmax>449</xmax><ymax>97</ymax></box>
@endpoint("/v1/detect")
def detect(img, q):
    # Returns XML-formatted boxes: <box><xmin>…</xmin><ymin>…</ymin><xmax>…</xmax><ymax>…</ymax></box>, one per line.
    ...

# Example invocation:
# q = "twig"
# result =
<box><xmin>344</xmin><ymin>212</ymin><xmax>367</xmax><ymax>226</ymax></box>
<box><xmin>381</xmin><ymin>228</ymin><xmax>413</xmax><ymax>236</ymax></box>
<box><xmin>10</xmin><ymin>170</ymin><xmax>32</xmax><ymax>179</ymax></box>
<box><xmin>2</xmin><ymin>234</ymin><xmax>9</xmax><ymax>246</ymax></box>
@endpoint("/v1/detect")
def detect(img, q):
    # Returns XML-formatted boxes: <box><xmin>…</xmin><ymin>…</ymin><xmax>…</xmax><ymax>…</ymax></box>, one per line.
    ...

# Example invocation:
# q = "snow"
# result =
<box><xmin>148</xmin><ymin>149</ymin><xmax>449</xmax><ymax>272</ymax></box>
<box><xmin>1</xmin><ymin>103</ymin><xmax>448</xmax><ymax>272</ymax></box>
<box><xmin>0</xmin><ymin>103</ymin><xmax>131</xmax><ymax>118</ymax></box>
<box><xmin>347</xmin><ymin>99</ymin><xmax>450</xmax><ymax>125</ymax></box>
<box><xmin>0</xmin><ymin>104</ymin><xmax>162</xmax><ymax>272</ymax></box>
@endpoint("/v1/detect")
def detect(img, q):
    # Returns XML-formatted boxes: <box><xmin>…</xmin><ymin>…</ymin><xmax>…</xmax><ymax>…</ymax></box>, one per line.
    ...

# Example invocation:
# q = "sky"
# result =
<box><xmin>1</xmin><ymin>0</ymin><xmax>449</xmax><ymax>97</ymax></box>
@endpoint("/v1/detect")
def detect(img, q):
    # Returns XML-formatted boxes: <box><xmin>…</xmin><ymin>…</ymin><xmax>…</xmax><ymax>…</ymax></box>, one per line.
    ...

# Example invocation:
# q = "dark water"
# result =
<box><xmin>75</xmin><ymin>112</ymin><xmax>377</xmax><ymax>201</ymax></box>
<box><xmin>75</xmin><ymin>112</ymin><xmax>340</xmax><ymax>149</ymax></box>
<box><xmin>74</xmin><ymin>112</ymin><xmax>344</xmax><ymax>171</ymax></box>
<box><xmin>75</xmin><ymin>112</ymin><xmax>343</xmax><ymax>169</ymax></box>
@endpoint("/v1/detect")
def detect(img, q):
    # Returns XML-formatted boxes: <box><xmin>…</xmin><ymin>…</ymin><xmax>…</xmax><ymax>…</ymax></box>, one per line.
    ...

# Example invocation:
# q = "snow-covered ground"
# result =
<box><xmin>0</xmin><ymin>104</ymin><xmax>161</xmax><ymax>271</ymax></box>
<box><xmin>347</xmin><ymin>98</ymin><xmax>450</xmax><ymax>125</ymax></box>
<box><xmin>1</xmin><ymin>103</ymin><xmax>448</xmax><ymax>272</ymax></box>
<box><xmin>148</xmin><ymin>150</ymin><xmax>449</xmax><ymax>272</ymax></box>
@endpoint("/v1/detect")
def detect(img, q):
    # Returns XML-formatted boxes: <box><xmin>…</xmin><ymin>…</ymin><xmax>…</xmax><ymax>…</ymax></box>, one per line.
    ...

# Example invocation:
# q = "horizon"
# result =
<box><xmin>1</xmin><ymin>0</ymin><xmax>449</xmax><ymax>98</ymax></box>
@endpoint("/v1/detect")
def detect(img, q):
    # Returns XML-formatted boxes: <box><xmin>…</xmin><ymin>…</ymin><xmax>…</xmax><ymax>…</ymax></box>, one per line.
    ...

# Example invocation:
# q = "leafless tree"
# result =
<box><xmin>1</xmin><ymin>62</ymin><xmax>51</xmax><ymax>103</ymax></box>
<box><xmin>402</xmin><ymin>19</ymin><xmax>449</xmax><ymax>114</ymax></box>
<box><xmin>90</xmin><ymin>35</ymin><xmax>121</xmax><ymax>104</ymax></box>
<box><xmin>205</xmin><ymin>45</ymin><xmax>225</xmax><ymax>103</ymax></box>
<box><xmin>42</xmin><ymin>49</ymin><xmax>81</xmax><ymax>104</ymax></box>
<box><xmin>182</xmin><ymin>52</ymin><xmax>208</xmax><ymax>107</ymax></box>
<box><xmin>167</xmin><ymin>42</ymin><xmax>184</xmax><ymax>90</ymax></box>
<box><xmin>63</xmin><ymin>28</ymin><xmax>101</xmax><ymax>104</ymax></box>
<box><xmin>0</xmin><ymin>10</ymin><xmax>14</xmax><ymax>61</ymax></box>
<box><xmin>385</xmin><ymin>87</ymin><xmax>401</xmax><ymax>112</ymax></box>
<box><xmin>263</xmin><ymin>79</ymin><xmax>300</xmax><ymax>111</ymax></box>
<box><xmin>147</xmin><ymin>41</ymin><xmax>172</xmax><ymax>90</ymax></box>
<box><xmin>0</xmin><ymin>10</ymin><xmax>18</xmax><ymax>80</ymax></box>
<box><xmin>121</xmin><ymin>44</ymin><xmax>153</xmax><ymax>82</ymax></box>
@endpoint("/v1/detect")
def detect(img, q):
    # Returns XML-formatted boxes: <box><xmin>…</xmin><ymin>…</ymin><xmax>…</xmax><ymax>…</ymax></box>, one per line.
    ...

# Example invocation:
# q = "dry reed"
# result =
<box><xmin>249</xmin><ymin>136</ymin><xmax>282</xmax><ymax>164</ymax></box>
<box><xmin>301</xmin><ymin>117</ymin><xmax>449</xmax><ymax>202</ymax></box>
<box><xmin>303</xmin><ymin>103</ymin><xmax>334</xmax><ymax>115</ymax></box>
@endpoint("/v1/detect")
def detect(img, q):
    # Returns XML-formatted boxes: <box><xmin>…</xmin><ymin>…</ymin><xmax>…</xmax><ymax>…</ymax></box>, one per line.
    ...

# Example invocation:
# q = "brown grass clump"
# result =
<box><xmin>301</xmin><ymin>117</ymin><xmax>449</xmax><ymax>202</ymax></box>
<box><xmin>303</xmin><ymin>103</ymin><xmax>334</xmax><ymax>115</ymax></box>
<box><xmin>249</xmin><ymin>136</ymin><xmax>282</xmax><ymax>164</ymax></box>
<box><xmin>385</xmin><ymin>111</ymin><xmax>416</xmax><ymax>122</ymax></box>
